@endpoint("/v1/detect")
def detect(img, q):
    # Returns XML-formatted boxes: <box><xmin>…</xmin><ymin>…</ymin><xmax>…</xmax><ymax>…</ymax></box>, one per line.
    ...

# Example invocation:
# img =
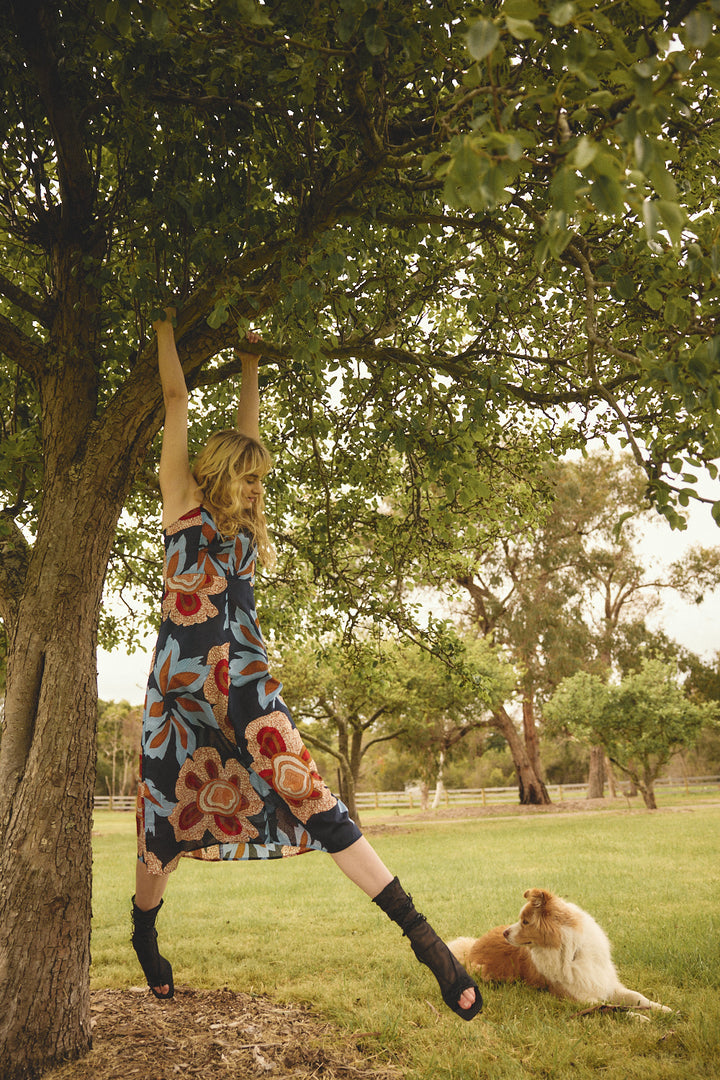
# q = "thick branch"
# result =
<box><xmin>11</xmin><ymin>0</ymin><xmax>95</xmax><ymax>236</ymax></box>
<box><xmin>0</xmin><ymin>312</ymin><xmax>47</xmax><ymax>377</ymax></box>
<box><xmin>0</xmin><ymin>513</ymin><xmax>31</xmax><ymax>634</ymax></box>
<box><xmin>0</xmin><ymin>272</ymin><xmax>54</xmax><ymax>325</ymax></box>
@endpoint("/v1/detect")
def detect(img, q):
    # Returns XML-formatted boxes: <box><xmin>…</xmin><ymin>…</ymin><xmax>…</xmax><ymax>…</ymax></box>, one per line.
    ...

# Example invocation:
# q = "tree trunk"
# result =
<box><xmin>522</xmin><ymin>694</ymin><xmax>544</xmax><ymax>780</ymax></box>
<box><xmin>604</xmin><ymin>753</ymin><xmax>616</xmax><ymax>799</ymax></box>
<box><xmin>0</xmin><ymin>492</ymin><xmax>119</xmax><ymax>1078</ymax></box>
<box><xmin>587</xmin><ymin>744</ymin><xmax>605</xmax><ymax>798</ymax></box>
<box><xmin>491</xmin><ymin>706</ymin><xmax>551</xmax><ymax>805</ymax></box>
<box><xmin>431</xmin><ymin>748</ymin><xmax>446</xmax><ymax>809</ymax></box>
<box><xmin>0</xmin><ymin>381</ymin><xmax>159</xmax><ymax>1077</ymax></box>
<box><xmin>334</xmin><ymin>724</ymin><xmax>361</xmax><ymax>826</ymax></box>
<box><xmin>638</xmin><ymin>783</ymin><xmax>658</xmax><ymax>809</ymax></box>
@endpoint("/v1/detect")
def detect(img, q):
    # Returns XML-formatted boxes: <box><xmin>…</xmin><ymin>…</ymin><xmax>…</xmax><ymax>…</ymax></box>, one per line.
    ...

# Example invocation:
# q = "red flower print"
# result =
<box><xmin>203</xmin><ymin>644</ymin><xmax>233</xmax><ymax>742</ymax></box>
<box><xmin>245</xmin><ymin>712</ymin><xmax>337</xmax><ymax>824</ymax></box>
<box><xmin>161</xmin><ymin>571</ymin><xmax>226</xmax><ymax>627</ymax></box>
<box><xmin>169</xmin><ymin>748</ymin><xmax>264</xmax><ymax>844</ymax></box>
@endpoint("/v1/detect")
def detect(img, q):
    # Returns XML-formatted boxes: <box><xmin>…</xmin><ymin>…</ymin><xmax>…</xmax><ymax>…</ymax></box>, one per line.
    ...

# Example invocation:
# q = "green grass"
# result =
<box><xmin>92</xmin><ymin>803</ymin><xmax>720</xmax><ymax>1080</ymax></box>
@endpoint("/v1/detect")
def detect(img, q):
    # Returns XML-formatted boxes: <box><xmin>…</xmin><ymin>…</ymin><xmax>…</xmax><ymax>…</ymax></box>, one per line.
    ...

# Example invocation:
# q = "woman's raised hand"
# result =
<box><xmin>237</xmin><ymin>330</ymin><xmax>263</xmax><ymax>364</ymax></box>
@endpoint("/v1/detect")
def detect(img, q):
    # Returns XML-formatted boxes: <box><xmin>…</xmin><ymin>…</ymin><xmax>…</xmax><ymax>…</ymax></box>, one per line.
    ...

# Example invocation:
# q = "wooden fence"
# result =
<box><xmin>94</xmin><ymin>774</ymin><xmax>720</xmax><ymax>813</ymax></box>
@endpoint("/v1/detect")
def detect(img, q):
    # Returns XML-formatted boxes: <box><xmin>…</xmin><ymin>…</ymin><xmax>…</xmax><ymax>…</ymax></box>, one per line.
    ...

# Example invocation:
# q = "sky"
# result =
<box><xmin>97</xmin><ymin>478</ymin><xmax>720</xmax><ymax>706</ymax></box>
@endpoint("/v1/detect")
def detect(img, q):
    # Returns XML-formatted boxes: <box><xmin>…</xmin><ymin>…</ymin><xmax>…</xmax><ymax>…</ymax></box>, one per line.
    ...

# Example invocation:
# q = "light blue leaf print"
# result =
<box><xmin>143</xmin><ymin>638</ymin><xmax>216</xmax><ymax>766</ymax></box>
<box><xmin>229</xmin><ymin>607</ymin><xmax>283</xmax><ymax>709</ymax></box>
<box><xmin>141</xmin><ymin>777</ymin><xmax>175</xmax><ymax>836</ymax></box>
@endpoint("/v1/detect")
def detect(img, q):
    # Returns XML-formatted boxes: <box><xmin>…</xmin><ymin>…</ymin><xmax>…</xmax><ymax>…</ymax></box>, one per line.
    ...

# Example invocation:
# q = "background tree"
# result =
<box><xmin>273</xmin><ymin>638</ymin><xmax>410</xmax><ymax>824</ymax></box>
<box><xmin>396</xmin><ymin>634</ymin><xmax>515</xmax><ymax>806</ymax></box>
<box><xmin>545</xmin><ymin>659</ymin><xmax>719</xmax><ymax>808</ymax></box>
<box><xmin>95</xmin><ymin>700</ymin><xmax>142</xmax><ymax>801</ymax></box>
<box><xmin>1</xmin><ymin>2</ymin><xmax>720</xmax><ymax>1076</ymax></box>
<box><xmin>442</xmin><ymin>452</ymin><xmax>720</xmax><ymax>801</ymax></box>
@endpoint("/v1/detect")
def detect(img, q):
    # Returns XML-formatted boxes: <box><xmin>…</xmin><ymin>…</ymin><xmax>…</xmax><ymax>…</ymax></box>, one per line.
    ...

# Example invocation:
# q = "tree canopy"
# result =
<box><xmin>545</xmin><ymin>658</ymin><xmax>719</xmax><ymax>807</ymax></box>
<box><xmin>2</xmin><ymin>2</ymin><xmax>720</xmax><ymax>1077</ymax></box>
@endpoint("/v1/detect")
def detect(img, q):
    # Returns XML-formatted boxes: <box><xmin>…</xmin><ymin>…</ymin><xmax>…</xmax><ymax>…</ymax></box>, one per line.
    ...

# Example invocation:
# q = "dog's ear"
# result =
<box><xmin>524</xmin><ymin>888</ymin><xmax>551</xmax><ymax>908</ymax></box>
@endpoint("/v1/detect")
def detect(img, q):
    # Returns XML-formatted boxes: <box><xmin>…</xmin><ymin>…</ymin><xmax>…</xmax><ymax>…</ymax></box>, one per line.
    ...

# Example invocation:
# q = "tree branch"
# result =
<box><xmin>0</xmin><ymin>512</ymin><xmax>31</xmax><ymax>635</ymax></box>
<box><xmin>0</xmin><ymin>312</ymin><xmax>47</xmax><ymax>377</ymax></box>
<box><xmin>11</xmin><ymin>0</ymin><xmax>95</xmax><ymax>237</ymax></box>
<box><xmin>0</xmin><ymin>273</ymin><xmax>54</xmax><ymax>325</ymax></box>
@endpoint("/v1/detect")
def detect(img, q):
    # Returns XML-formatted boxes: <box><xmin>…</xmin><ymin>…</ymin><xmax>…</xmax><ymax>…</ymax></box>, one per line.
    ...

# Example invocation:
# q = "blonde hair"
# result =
<box><xmin>193</xmin><ymin>430</ymin><xmax>276</xmax><ymax>567</ymax></box>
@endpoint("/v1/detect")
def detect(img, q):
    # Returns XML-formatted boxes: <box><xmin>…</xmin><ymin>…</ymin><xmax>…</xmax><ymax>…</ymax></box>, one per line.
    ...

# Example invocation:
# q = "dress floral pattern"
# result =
<box><xmin>137</xmin><ymin>507</ymin><xmax>361</xmax><ymax>874</ymax></box>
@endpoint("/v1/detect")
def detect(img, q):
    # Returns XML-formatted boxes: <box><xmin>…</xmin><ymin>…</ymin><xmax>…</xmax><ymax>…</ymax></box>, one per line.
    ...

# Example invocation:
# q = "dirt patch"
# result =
<box><xmin>361</xmin><ymin>795</ymin><xmax>720</xmax><ymax>832</ymax></box>
<box><xmin>43</xmin><ymin>987</ymin><xmax>402</xmax><ymax>1080</ymax></box>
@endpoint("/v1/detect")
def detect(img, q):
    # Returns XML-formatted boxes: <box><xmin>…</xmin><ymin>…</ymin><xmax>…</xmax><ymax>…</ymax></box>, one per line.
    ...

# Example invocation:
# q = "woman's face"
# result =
<box><xmin>240</xmin><ymin>472</ymin><xmax>263</xmax><ymax>510</ymax></box>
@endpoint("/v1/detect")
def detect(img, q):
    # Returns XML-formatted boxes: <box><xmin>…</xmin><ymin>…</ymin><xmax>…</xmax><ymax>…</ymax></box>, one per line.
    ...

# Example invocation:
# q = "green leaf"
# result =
<box><xmin>549</xmin><ymin>2</ymin><xmax>575</xmax><ymax>25</ymax></box>
<box><xmin>150</xmin><ymin>9</ymin><xmax>170</xmax><ymax>38</ymax></box>
<box><xmin>572</xmin><ymin>137</ymin><xmax>598</xmax><ymax>169</ymax></box>
<box><xmin>656</xmin><ymin>200</ymin><xmax>686</xmax><ymax>246</ymax></box>
<box><xmin>364</xmin><ymin>25</ymin><xmax>388</xmax><ymax>55</ymax></box>
<box><xmin>644</xmin><ymin>288</ymin><xmax>663</xmax><ymax>311</ymax></box>
<box><xmin>685</xmin><ymin>10</ymin><xmax>714</xmax><ymax>48</ymax></box>
<box><xmin>505</xmin><ymin>17</ymin><xmax>537</xmax><ymax>40</ymax></box>
<box><xmin>466</xmin><ymin>19</ymin><xmax>500</xmax><ymax>61</ymax></box>
<box><xmin>590</xmin><ymin>174</ymin><xmax>625</xmax><ymax>215</ymax></box>
<box><xmin>614</xmin><ymin>274</ymin><xmax>636</xmax><ymax>299</ymax></box>
<box><xmin>503</xmin><ymin>0</ymin><xmax>540</xmax><ymax>17</ymax></box>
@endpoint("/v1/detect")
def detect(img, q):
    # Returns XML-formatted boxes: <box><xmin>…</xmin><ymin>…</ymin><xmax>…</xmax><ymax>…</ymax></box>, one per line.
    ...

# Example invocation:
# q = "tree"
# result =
<box><xmin>96</xmin><ymin>700</ymin><xmax>142</xmax><ymax>800</ymax></box>
<box><xmin>545</xmin><ymin>659</ymin><xmax>718</xmax><ymax>808</ymax></box>
<box><xmin>397</xmin><ymin>633</ymin><xmax>515</xmax><ymax>806</ymax></box>
<box><xmin>449</xmin><ymin>451</ymin><xmax>720</xmax><ymax>800</ymax></box>
<box><xmin>2</xmin><ymin>2</ymin><xmax>720</xmax><ymax>1076</ymax></box>
<box><xmin>272</xmin><ymin>638</ymin><xmax>410</xmax><ymax>824</ymax></box>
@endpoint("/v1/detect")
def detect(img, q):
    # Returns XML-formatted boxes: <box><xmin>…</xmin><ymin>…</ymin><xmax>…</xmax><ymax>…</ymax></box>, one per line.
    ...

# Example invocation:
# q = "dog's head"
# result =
<box><xmin>503</xmin><ymin>888</ymin><xmax>577</xmax><ymax>950</ymax></box>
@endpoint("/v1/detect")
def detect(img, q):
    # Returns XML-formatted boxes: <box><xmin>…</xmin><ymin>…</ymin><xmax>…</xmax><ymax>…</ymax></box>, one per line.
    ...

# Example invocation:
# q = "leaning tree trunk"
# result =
<box><xmin>491</xmin><ymin>706</ymin><xmax>551</xmax><ymax>805</ymax></box>
<box><xmin>522</xmin><ymin>695</ymin><xmax>544</xmax><ymax>781</ymax></box>
<box><xmin>0</xmin><ymin>336</ymin><xmax>161</xmax><ymax>1078</ymax></box>
<box><xmin>0</xmin><ymin>484</ymin><xmax>124</xmax><ymax>1079</ymax></box>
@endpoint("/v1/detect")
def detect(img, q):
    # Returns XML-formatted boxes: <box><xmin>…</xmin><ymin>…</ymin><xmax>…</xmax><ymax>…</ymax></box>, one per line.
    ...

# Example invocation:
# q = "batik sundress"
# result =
<box><xmin>136</xmin><ymin>506</ymin><xmax>362</xmax><ymax>874</ymax></box>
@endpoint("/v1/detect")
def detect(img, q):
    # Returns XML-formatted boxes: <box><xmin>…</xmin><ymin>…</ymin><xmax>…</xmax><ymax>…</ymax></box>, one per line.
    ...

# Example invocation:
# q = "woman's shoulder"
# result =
<box><xmin>163</xmin><ymin>504</ymin><xmax>204</xmax><ymax>535</ymax></box>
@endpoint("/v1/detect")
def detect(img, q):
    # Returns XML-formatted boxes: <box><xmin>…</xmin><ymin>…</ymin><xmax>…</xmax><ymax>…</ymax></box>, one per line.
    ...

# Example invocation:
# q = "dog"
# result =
<box><xmin>449</xmin><ymin>888</ymin><xmax>670</xmax><ymax>1011</ymax></box>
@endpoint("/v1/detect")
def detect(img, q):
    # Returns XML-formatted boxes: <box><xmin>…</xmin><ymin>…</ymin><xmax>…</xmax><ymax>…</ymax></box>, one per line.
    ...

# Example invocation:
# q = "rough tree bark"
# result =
<box><xmin>491</xmin><ymin>706</ymin><xmax>551</xmax><ymax>805</ymax></box>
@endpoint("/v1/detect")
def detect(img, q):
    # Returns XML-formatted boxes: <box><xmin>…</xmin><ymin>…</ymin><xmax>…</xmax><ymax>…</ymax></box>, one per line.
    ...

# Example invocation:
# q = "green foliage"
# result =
<box><xmin>546</xmin><ymin>658</ymin><xmax>719</xmax><ymax>806</ymax></box>
<box><xmin>95</xmin><ymin>699</ymin><xmax>142</xmax><ymax>797</ymax></box>
<box><xmin>1</xmin><ymin>1</ymin><xmax>720</xmax><ymax>650</ymax></box>
<box><xmin>1</xmin><ymin>2</ymin><xmax>720</xmax><ymax>648</ymax></box>
<box><xmin>273</xmin><ymin>630</ymin><xmax>513</xmax><ymax>797</ymax></box>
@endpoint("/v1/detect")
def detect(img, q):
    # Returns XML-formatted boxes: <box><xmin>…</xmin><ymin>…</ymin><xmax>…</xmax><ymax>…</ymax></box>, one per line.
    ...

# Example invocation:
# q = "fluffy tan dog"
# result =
<box><xmin>448</xmin><ymin>888</ymin><xmax>670</xmax><ymax>1010</ymax></box>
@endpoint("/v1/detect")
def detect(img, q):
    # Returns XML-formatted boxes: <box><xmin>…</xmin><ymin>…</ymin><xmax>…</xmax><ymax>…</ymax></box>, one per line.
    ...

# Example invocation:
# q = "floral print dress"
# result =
<box><xmin>137</xmin><ymin>506</ymin><xmax>361</xmax><ymax>874</ymax></box>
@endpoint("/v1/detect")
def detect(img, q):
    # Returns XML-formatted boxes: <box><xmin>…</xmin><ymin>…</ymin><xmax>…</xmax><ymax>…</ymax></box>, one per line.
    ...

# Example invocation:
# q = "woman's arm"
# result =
<box><xmin>235</xmin><ymin>332</ymin><xmax>263</xmax><ymax>440</ymax></box>
<box><xmin>155</xmin><ymin>309</ymin><xmax>200</xmax><ymax>527</ymax></box>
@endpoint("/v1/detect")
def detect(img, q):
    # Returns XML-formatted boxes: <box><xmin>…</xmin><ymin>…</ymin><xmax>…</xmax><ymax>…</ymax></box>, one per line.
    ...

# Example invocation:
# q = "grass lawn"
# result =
<box><xmin>92</xmin><ymin>803</ymin><xmax>720</xmax><ymax>1080</ymax></box>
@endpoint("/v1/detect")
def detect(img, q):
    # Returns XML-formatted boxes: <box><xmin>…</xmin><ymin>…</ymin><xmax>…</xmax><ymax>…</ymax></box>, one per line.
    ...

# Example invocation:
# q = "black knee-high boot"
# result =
<box><xmin>131</xmin><ymin>896</ymin><xmax>174</xmax><ymax>1000</ymax></box>
<box><xmin>372</xmin><ymin>877</ymin><xmax>482</xmax><ymax>1020</ymax></box>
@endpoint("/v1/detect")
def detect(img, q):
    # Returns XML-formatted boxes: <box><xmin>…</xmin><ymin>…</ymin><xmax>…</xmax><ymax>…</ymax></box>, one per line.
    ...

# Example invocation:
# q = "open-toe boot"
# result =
<box><xmin>372</xmin><ymin>876</ymin><xmax>482</xmax><ymax>1020</ymax></box>
<box><xmin>131</xmin><ymin>896</ymin><xmax>174</xmax><ymax>1000</ymax></box>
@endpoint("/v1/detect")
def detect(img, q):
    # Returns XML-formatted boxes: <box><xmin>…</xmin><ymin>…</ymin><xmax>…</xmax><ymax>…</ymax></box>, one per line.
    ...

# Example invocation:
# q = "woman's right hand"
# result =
<box><xmin>153</xmin><ymin>306</ymin><xmax>177</xmax><ymax>334</ymax></box>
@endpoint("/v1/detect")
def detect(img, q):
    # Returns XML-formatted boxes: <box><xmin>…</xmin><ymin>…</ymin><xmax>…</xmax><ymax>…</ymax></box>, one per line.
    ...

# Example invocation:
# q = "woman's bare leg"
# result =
<box><xmin>135</xmin><ymin>858</ymin><xmax>170</xmax><ymax>910</ymax></box>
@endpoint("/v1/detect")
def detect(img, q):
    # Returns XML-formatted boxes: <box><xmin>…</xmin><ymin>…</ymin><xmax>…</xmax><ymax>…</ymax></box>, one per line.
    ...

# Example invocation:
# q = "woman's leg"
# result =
<box><xmin>132</xmin><ymin>860</ymin><xmax>173</xmax><ymax>998</ymax></box>
<box><xmin>330</xmin><ymin>837</ymin><xmax>480</xmax><ymax>1018</ymax></box>
<box><xmin>135</xmin><ymin>858</ymin><xmax>170</xmax><ymax>910</ymax></box>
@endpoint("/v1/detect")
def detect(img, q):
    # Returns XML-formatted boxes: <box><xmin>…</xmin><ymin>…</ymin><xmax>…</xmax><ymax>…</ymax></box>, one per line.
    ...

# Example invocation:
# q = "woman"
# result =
<box><xmin>131</xmin><ymin>309</ymin><xmax>481</xmax><ymax>1021</ymax></box>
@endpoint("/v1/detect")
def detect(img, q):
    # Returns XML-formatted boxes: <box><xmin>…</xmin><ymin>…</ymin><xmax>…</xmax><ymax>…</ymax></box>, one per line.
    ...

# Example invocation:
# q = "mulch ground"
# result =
<box><xmin>43</xmin><ymin>987</ymin><xmax>403</xmax><ymax>1080</ymax></box>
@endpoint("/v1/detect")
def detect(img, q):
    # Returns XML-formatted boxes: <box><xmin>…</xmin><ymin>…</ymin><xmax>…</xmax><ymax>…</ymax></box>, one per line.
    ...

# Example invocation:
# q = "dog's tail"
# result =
<box><xmin>446</xmin><ymin>937</ymin><xmax>476</xmax><ymax>966</ymax></box>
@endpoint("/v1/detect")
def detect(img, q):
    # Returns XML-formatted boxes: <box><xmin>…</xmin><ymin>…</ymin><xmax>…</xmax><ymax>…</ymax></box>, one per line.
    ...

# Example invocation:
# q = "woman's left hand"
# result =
<box><xmin>238</xmin><ymin>330</ymin><xmax>263</xmax><ymax>363</ymax></box>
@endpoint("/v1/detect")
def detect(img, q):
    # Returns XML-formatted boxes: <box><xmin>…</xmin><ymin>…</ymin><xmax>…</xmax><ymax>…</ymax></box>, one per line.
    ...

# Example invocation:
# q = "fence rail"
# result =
<box><xmin>94</xmin><ymin>775</ymin><xmax>720</xmax><ymax>814</ymax></box>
